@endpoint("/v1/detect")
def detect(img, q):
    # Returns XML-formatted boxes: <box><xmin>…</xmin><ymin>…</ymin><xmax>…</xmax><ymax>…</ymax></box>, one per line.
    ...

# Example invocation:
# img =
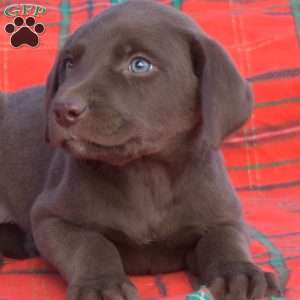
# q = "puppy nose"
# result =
<box><xmin>54</xmin><ymin>101</ymin><xmax>87</xmax><ymax>128</ymax></box>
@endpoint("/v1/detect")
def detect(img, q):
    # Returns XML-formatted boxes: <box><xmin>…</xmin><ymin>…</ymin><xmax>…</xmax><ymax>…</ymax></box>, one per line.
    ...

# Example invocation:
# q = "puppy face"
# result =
<box><xmin>46</xmin><ymin>0</ymin><xmax>252</xmax><ymax>166</ymax></box>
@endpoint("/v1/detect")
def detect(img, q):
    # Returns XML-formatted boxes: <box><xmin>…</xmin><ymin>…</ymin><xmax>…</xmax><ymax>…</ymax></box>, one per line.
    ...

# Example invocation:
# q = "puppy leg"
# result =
<box><xmin>188</xmin><ymin>224</ymin><xmax>282</xmax><ymax>300</ymax></box>
<box><xmin>31</xmin><ymin>210</ymin><xmax>138</xmax><ymax>300</ymax></box>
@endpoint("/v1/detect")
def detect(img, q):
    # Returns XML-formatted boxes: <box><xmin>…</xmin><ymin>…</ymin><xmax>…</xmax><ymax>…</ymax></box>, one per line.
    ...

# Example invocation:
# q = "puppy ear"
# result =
<box><xmin>191</xmin><ymin>34</ymin><xmax>253</xmax><ymax>149</ymax></box>
<box><xmin>44</xmin><ymin>54</ymin><xmax>63</xmax><ymax>143</ymax></box>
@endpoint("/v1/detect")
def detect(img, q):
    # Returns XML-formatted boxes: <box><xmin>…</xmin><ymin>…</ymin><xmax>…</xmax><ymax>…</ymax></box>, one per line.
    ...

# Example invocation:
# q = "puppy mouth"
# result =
<box><xmin>62</xmin><ymin>136</ymin><xmax>148</xmax><ymax>165</ymax></box>
<box><xmin>83</xmin><ymin>138</ymin><xmax>129</xmax><ymax>151</ymax></box>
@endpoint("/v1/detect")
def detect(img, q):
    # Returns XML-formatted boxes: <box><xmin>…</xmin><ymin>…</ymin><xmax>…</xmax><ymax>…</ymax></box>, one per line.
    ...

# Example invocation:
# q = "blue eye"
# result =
<box><xmin>129</xmin><ymin>57</ymin><xmax>153</xmax><ymax>73</ymax></box>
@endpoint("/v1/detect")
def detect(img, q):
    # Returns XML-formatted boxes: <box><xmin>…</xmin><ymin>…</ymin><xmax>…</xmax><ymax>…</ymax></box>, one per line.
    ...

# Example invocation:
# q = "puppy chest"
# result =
<box><xmin>83</xmin><ymin>162</ymin><xmax>202</xmax><ymax>247</ymax></box>
<box><xmin>114</xmin><ymin>164</ymin><xmax>175</xmax><ymax>244</ymax></box>
<box><xmin>86</xmin><ymin>162</ymin><xmax>182</xmax><ymax>245</ymax></box>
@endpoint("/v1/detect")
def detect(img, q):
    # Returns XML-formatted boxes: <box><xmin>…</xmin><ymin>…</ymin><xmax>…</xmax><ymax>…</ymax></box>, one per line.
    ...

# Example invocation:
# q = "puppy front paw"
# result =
<box><xmin>203</xmin><ymin>261</ymin><xmax>282</xmax><ymax>300</ymax></box>
<box><xmin>68</xmin><ymin>275</ymin><xmax>138</xmax><ymax>300</ymax></box>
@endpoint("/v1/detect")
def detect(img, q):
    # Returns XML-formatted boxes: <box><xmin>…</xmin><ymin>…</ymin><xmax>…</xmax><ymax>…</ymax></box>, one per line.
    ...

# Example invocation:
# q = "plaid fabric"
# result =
<box><xmin>0</xmin><ymin>0</ymin><xmax>300</xmax><ymax>299</ymax></box>
<box><xmin>186</xmin><ymin>287</ymin><xmax>214</xmax><ymax>300</ymax></box>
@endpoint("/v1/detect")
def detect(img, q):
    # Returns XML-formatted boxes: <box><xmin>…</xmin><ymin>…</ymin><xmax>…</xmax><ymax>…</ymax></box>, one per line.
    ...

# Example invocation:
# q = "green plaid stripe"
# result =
<box><xmin>290</xmin><ymin>0</ymin><xmax>300</xmax><ymax>42</ymax></box>
<box><xmin>186</xmin><ymin>287</ymin><xmax>214</xmax><ymax>300</ymax></box>
<box><xmin>59</xmin><ymin>0</ymin><xmax>71</xmax><ymax>46</ymax></box>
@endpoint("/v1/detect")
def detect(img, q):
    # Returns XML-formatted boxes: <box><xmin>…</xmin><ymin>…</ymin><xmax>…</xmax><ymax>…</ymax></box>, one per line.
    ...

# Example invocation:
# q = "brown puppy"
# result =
<box><xmin>0</xmin><ymin>1</ymin><xmax>281</xmax><ymax>299</ymax></box>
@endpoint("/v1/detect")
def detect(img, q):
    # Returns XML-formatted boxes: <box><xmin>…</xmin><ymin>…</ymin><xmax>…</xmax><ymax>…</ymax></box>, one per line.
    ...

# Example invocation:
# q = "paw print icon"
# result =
<box><xmin>4</xmin><ymin>16</ymin><xmax>45</xmax><ymax>48</ymax></box>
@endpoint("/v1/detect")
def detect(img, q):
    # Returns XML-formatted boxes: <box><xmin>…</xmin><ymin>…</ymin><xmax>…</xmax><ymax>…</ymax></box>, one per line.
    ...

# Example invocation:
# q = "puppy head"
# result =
<box><xmin>46</xmin><ymin>0</ymin><xmax>252</xmax><ymax>166</ymax></box>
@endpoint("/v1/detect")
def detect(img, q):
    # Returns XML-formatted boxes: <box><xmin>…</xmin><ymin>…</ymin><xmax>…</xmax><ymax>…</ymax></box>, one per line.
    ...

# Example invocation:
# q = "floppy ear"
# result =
<box><xmin>191</xmin><ymin>33</ymin><xmax>253</xmax><ymax>149</ymax></box>
<box><xmin>44</xmin><ymin>53</ymin><xmax>64</xmax><ymax>143</ymax></box>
